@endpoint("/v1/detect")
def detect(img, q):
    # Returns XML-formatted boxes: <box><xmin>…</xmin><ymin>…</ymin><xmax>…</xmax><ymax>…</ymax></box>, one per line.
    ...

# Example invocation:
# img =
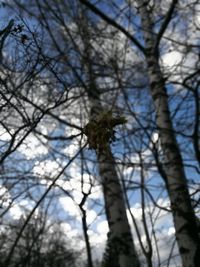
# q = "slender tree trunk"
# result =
<box><xmin>80</xmin><ymin>11</ymin><xmax>139</xmax><ymax>266</ymax></box>
<box><xmin>81</xmin><ymin>209</ymin><xmax>94</xmax><ymax>267</ymax></box>
<box><xmin>193</xmin><ymin>88</ymin><xmax>200</xmax><ymax>165</ymax></box>
<box><xmin>87</xmin><ymin>86</ymin><xmax>140</xmax><ymax>267</ymax></box>
<box><xmin>88</xmin><ymin>96</ymin><xmax>140</xmax><ymax>266</ymax></box>
<box><xmin>97</xmin><ymin>147</ymin><xmax>140</xmax><ymax>267</ymax></box>
<box><xmin>137</xmin><ymin>1</ymin><xmax>200</xmax><ymax>266</ymax></box>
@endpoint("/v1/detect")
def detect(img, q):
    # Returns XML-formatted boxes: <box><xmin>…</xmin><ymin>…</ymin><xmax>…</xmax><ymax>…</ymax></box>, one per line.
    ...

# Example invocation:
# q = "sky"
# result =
<box><xmin>0</xmin><ymin>0</ymin><xmax>200</xmax><ymax>266</ymax></box>
<box><xmin>0</xmin><ymin>125</ymin><xmax>180</xmax><ymax>265</ymax></box>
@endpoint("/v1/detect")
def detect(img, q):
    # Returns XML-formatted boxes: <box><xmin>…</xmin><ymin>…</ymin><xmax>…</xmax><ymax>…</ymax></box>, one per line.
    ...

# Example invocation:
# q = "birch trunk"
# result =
<box><xmin>98</xmin><ymin>147</ymin><xmax>140</xmax><ymax>267</ymax></box>
<box><xmin>137</xmin><ymin>1</ymin><xmax>200</xmax><ymax>266</ymax></box>
<box><xmin>80</xmin><ymin>13</ymin><xmax>140</xmax><ymax>264</ymax></box>
<box><xmin>87</xmin><ymin>86</ymin><xmax>140</xmax><ymax>267</ymax></box>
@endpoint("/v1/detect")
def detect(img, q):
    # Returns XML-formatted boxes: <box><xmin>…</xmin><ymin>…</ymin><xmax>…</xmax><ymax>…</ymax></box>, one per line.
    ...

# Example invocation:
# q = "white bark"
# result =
<box><xmin>136</xmin><ymin>1</ymin><xmax>200</xmax><ymax>266</ymax></box>
<box><xmin>98</xmin><ymin>148</ymin><xmax>140</xmax><ymax>267</ymax></box>
<box><xmin>81</xmin><ymin>17</ymin><xmax>140</xmax><ymax>266</ymax></box>
<box><xmin>87</xmin><ymin>86</ymin><xmax>140</xmax><ymax>267</ymax></box>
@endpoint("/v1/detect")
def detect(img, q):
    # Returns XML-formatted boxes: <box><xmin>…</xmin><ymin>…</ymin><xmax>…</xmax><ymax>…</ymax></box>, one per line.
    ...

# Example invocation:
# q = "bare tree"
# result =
<box><xmin>78</xmin><ymin>0</ymin><xmax>200</xmax><ymax>266</ymax></box>
<box><xmin>1</xmin><ymin>1</ymin><xmax>200</xmax><ymax>267</ymax></box>
<box><xmin>0</xmin><ymin>210</ymin><xmax>78</xmax><ymax>267</ymax></box>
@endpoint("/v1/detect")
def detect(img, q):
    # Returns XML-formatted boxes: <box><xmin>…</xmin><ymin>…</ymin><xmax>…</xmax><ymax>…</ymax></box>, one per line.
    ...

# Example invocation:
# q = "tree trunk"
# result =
<box><xmin>137</xmin><ymin>1</ymin><xmax>200</xmax><ymax>266</ymax></box>
<box><xmin>97</xmin><ymin>148</ymin><xmax>140</xmax><ymax>267</ymax></box>
<box><xmin>80</xmin><ymin>12</ymin><xmax>139</xmax><ymax>266</ymax></box>
<box><xmin>87</xmin><ymin>87</ymin><xmax>140</xmax><ymax>267</ymax></box>
<box><xmin>81</xmin><ymin>209</ymin><xmax>94</xmax><ymax>267</ymax></box>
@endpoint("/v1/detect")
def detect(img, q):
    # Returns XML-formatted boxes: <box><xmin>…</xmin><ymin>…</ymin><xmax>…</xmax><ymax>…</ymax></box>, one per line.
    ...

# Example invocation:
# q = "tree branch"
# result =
<box><xmin>79</xmin><ymin>0</ymin><xmax>146</xmax><ymax>54</ymax></box>
<box><xmin>0</xmin><ymin>19</ymin><xmax>14</xmax><ymax>62</ymax></box>
<box><xmin>155</xmin><ymin>0</ymin><xmax>178</xmax><ymax>51</ymax></box>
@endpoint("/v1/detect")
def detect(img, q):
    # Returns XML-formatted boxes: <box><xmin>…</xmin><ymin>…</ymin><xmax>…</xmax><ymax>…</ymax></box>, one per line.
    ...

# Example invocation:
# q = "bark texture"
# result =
<box><xmin>87</xmin><ymin>85</ymin><xmax>140</xmax><ymax>267</ymax></box>
<box><xmin>98</xmin><ymin>148</ymin><xmax>140</xmax><ymax>267</ymax></box>
<box><xmin>137</xmin><ymin>1</ymin><xmax>200</xmax><ymax>266</ymax></box>
<box><xmin>79</xmin><ymin>15</ymin><xmax>139</xmax><ymax>266</ymax></box>
<box><xmin>88</xmin><ymin>96</ymin><xmax>140</xmax><ymax>267</ymax></box>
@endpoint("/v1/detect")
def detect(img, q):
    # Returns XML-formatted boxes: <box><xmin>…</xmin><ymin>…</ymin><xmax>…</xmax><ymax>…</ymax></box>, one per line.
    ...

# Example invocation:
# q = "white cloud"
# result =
<box><xmin>33</xmin><ymin>160</ymin><xmax>61</xmax><ymax>178</ymax></box>
<box><xmin>60</xmin><ymin>222</ymin><xmax>72</xmax><ymax>232</ymax></box>
<box><xmin>127</xmin><ymin>204</ymin><xmax>142</xmax><ymax>221</ymax></box>
<box><xmin>18</xmin><ymin>134</ymin><xmax>48</xmax><ymax>159</ymax></box>
<box><xmin>38</xmin><ymin>125</ymin><xmax>48</xmax><ymax>135</ymax></box>
<box><xmin>9</xmin><ymin>204</ymin><xmax>23</xmax><ymax>220</ymax></box>
<box><xmin>88</xmin><ymin>226</ymin><xmax>108</xmax><ymax>260</ymax></box>
<box><xmin>96</xmin><ymin>220</ymin><xmax>109</xmax><ymax>236</ymax></box>
<box><xmin>161</xmin><ymin>50</ymin><xmax>183</xmax><ymax>69</ymax></box>
<box><xmin>0</xmin><ymin>186</ymin><xmax>11</xmax><ymax>208</ymax></box>
<box><xmin>18</xmin><ymin>199</ymin><xmax>35</xmax><ymax>210</ymax></box>
<box><xmin>168</xmin><ymin>227</ymin><xmax>175</xmax><ymax>236</ymax></box>
<box><xmin>126</xmin><ymin>199</ymin><xmax>179</xmax><ymax>265</ymax></box>
<box><xmin>72</xmin><ymin>190</ymin><xmax>85</xmax><ymax>204</ymax></box>
<box><xmin>87</xmin><ymin>209</ymin><xmax>97</xmax><ymax>225</ymax></box>
<box><xmin>59</xmin><ymin>196</ymin><xmax>80</xmax><ymax>219</ymax></box>
<box><xmin>59</xmin><ymin>194</ymin><xmax>98</xmax><ymax>225</ymax></box>
<box><xmin>0</xmin><ymin>129</ymin><xmax>12</xmax><ymax>141</ymax></box>
<box><xmin>59</xmin><ymin>170</ymin><xmax>102</xmax><ymax>202</ymax></box>
<box><xmin>151</xmin><ymin>132</ymin><xmax>159</xmax><ymax>143</ymax></box>
<box><xmin>90</xmin><ymin>185</ymin><xmax>102</xmax><ymax>200</ymax></box>
<box><xmin>63</xmin><ymin>142</ymin><xmax>79</xmax><ymax>157</ymax></box>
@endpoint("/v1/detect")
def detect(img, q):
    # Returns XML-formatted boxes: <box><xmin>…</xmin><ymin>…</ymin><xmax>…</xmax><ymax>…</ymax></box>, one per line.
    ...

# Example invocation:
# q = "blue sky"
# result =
<box><xmin>0</xmin><ymin>1</ymin><xmax>200</xmax><ymax>266</ymax></box>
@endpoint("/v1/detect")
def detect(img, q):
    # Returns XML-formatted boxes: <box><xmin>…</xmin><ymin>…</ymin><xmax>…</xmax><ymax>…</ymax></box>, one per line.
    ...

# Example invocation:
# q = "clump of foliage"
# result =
<box><xmin>83</xmin><ymin>111</ymin><xmax>127</xmax><ymax>151</ymax></box>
